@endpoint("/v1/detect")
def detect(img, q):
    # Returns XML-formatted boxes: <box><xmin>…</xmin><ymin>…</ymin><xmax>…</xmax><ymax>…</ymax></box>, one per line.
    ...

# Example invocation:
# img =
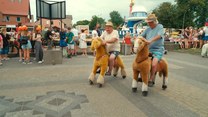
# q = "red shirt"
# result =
<box><xmin>124</xmin><ymin>37</ymin><xmax>131</xmax><ymax>44</ymax></box>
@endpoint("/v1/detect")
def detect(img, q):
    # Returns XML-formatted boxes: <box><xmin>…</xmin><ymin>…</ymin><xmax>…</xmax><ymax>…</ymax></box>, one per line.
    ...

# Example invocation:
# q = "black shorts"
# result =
<box><xmin>109</xmin><ymin>51</ymin><xmax>119</xmax><ymax>58</ymax></box>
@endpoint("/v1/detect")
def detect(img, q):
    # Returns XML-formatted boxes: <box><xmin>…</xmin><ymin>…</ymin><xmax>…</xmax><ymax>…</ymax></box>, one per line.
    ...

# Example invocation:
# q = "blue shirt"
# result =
<box><xmin>141</xmin><ymin>24</ymin><xmax>164</xmax><ymax>53</ymax></box>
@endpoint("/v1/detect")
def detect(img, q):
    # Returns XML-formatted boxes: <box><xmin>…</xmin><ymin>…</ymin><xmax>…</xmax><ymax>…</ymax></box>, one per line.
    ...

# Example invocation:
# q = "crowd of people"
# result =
<box><xmin>167</xmin><ymin>25</ymin><xmax>208</xmax><ymax>49</ymax></box>
<box><xmin>0</xmin><ymin>23</ymin><xmax>102</xmax><ymax>66</ymax></box>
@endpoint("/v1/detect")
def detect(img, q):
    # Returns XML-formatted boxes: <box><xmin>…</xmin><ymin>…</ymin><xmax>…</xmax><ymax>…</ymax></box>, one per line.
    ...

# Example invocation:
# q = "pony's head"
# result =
<box><xmin>133</xmin><ymin>37</ymin><xmax>148</xmax><ymax>53</ymax></box>
<box><xmin>91</xmin><ymin>37</ymin><xmax>103</xmax><ymax>51</ymax></box>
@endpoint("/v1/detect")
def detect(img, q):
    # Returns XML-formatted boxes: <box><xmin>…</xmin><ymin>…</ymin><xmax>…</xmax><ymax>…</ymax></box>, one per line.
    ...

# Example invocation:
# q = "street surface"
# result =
<box><xmin>0</xmin><ymin>52</ymin><xmax>207</xmax><ymax>117</ymax></box>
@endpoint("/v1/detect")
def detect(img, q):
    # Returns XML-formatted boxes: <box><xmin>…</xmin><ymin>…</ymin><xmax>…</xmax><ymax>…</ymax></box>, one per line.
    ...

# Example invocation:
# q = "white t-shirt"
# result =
<box><xmin>204</xmin><ymin>26</ymin><xmax>208</xmax><ymax>36</ymax></box>
<box><xmin>100</xmin><ymin>30</ymin><xmax>120</xmax><ymax>53</ymax></box>
<box><xmin>92</xmin><ymin>30</ymin><xmax>98</xmax><ymax>38</ymax></box>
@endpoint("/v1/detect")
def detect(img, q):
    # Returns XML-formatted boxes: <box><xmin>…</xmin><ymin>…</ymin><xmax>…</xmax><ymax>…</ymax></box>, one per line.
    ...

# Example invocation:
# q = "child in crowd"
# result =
<box><xmin>66</xmin><ymin>27</ymin><xmax>74</xmax><ymax>58</ymax></box>
<box><xmin>0</xmin><ymin>34</ymin><xmax>3</xmax><ymax>65</ymax></box>
<box><xmin>79</xmin><ymin>29</ymin><xmax>87</xmax><ymax>56</ymax></box>
<box><xmin>33</xmin><ymin>25</ymin><xmax>44</xmax><ymax>63</ymax></box>
<box><xmin>20</xmin><ymin>26</ymin><xmax>32</xmax><ymax>64</ymax></box>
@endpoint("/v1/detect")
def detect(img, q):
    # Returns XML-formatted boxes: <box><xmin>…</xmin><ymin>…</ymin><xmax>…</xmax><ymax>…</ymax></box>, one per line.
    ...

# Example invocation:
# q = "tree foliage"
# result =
<box><xmin>89</xmin><ymin>15</ymin><xmax>105</xmax><ymax>30</ymax></box>
<box><xmin>152</xmin><ymin>0</ymin><xmax>208</xmax><ymax>29</ymax></box>
<box><xmin>109</xmin><ymin>11</ymin><xmax>124</xmax><ymax>29</ymax></box>
<box><xmin>73</xmin><ymin>20</ymin><xmax>90</xmax><ymax>27</ymax></box>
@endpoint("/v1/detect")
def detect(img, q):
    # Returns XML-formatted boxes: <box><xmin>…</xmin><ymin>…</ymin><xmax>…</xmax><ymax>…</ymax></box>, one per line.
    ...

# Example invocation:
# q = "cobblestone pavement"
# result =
<box><xmin>0</xmin><ymin>52</ymin><xmax>207</xmax><ymax>117</ymax></box>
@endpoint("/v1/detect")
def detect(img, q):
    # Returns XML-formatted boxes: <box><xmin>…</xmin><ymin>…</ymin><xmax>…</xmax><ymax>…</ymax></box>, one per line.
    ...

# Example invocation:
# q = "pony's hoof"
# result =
<box><xmin>98</xmin><ymin>83</ymin><xmax>102</xmax><ymax>88</ymax></box>
<box><xmin>89</xmin><ymin>80</ymin><xmax>93</xmax><ymax>85</ymax></box>
<box><xmin>142</xmin><ymin>91</ymin><xmax>148</xmax><ymax>96</ymax></box>
<box><xmin>132</xmin><ymin>88</ymin><xmax>137</xmax><ymax>93</ymax></box>
<box><xmin>113</xmin><ymin>74</ymin><xmax>117</xmax><ymax>77</ymax></box>
<box><xmin>122</xmin><ymin>76</ymin><xmax>126</xmax><ymax>79</ymax></box>
<box><xmin>137</xmin><ymin>77</ymin><xmax>142</xmax><ymax>82</ymax></box>
<box><xmin>162</xmin><ymin>85</ymin><xmax>167</xmax><ymax>90</ymax></box>
<box><xmin>148</xmin><ymin>81</ymin><xmax>155</xmax><ymax>87</ymax></box>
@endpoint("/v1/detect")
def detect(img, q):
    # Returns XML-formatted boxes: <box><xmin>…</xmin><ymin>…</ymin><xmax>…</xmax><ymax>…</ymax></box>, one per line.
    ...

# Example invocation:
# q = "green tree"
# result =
<box><xmin>89</xmin><ymin>15</ymin><xmax>105</xmax><ymax>30</ymax></box>
<box><xmin>74</xmin><ymin>20</ymin><xmax>90</xmax><ymax>27</ymax></box>
<box><xmin>153</xmin><ymin>2</ymin><xmax>178</xmax><ymax>28</ymax></box>
<box><xmin>109</xmin><ymin>11</ymin><xmax>124</xmax><ymax>29</ymax></box>
<box><xmin>152</xmin><ymin>0</ymin><xmax>208</xmax><ymax>28</ymax></box>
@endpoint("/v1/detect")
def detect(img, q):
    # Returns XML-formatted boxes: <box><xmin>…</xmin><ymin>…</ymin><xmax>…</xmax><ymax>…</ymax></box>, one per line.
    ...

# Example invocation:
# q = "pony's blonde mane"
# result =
<box><xmin>135</xmin><ymin>38</ymin><xmax>149</xmax><ymax>63</ymax></box>
<box><xmin>91</xmin><ymin>38</ymin><xmax>108</xmax><ymax>60</ymax></box>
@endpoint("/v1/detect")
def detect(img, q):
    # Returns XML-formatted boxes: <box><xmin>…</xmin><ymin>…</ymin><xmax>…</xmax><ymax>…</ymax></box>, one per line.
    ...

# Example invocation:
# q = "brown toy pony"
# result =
<box><xmin>88</xmin><ymin>38</ymin><xmax>127</xmax><ymax>88</ymax></box>
<box><xmin>132</xmin><ymin>37</ymin><xmax>168</xmax><ymax>96</ymax></box>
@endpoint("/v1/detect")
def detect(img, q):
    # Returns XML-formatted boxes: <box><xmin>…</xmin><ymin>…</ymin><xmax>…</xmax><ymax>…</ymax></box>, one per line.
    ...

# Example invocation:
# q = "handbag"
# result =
<box><xmin>20</xmin><ymin>36</ymin><xmax>28</xmax><ymax>45</ymax></box>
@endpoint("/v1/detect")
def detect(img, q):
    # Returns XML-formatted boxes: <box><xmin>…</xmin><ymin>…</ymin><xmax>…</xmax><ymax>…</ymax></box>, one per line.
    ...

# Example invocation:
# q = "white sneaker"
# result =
<box><xmin>38</xmin><ymin>61</ymin><xmax>43</xmax><ymax>64</ymax></box>
<box><xmin>0</xmin><ymin>62</ymin><xmax>3</xmax><ymax>66</ymax></box>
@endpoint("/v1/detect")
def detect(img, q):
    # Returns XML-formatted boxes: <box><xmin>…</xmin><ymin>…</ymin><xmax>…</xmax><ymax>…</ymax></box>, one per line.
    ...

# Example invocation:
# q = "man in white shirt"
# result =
<box><xmin>100</xmin><ymin>21</ymin><xmax>120</xmax><ymax>76</ymax></box>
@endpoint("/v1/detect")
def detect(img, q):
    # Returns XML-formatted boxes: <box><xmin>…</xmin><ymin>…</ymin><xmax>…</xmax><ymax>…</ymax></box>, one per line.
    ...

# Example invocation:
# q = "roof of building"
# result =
<box><xmin>0</xmin><ymin>0</ymin><xmax>30</xmax><ymax>16</ymax></box>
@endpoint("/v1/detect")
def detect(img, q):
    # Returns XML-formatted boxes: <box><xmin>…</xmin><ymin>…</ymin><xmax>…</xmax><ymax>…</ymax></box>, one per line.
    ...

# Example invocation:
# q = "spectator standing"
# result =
<box><xmin>123</xmin><ymin>32</ymin><xmax>133</xmax><ymax>54</ymax></box>
<box><xmin>71</xmin><ymin>27</ymin><xmax>79</xmax><ymax>55</ymax></box>
<box><xmin>0</xmin><ymin>34</ymin><xmax>3</xmax><ymax>65</ymax></box>
<box><xmin>188</xmin><ymin>26</ymin><xmax>194</xmax><ymax>48</ymax></box>
<box><xmin>192</xmin><ymin>29</ymin><xmax>198</xmax><ymax>49</ymax></box>
<box><xmin>198</xmin><ymin>28</ymin><xmax>204</xmax><ymax>48</ymax></box>
<box><xmin>20</xmin><ymin>26</ymin><xmax>32</xmax><ymax>64</ymax></box>
<box><xmin>45</xmin><ymin>28</ymin><xmax>53</xmax><ymax>49</ymax></box>
<box><xmin>59</xmin><ymin>28</ymin><xmax>67</xmax><ymax>57</ymax></box>
<box><xmin>66</xmin><ymin>27</ymin><xmax>75</xmax><ymax>58</ymax></box>
<box><xmin>203</xmin><ymin>25</ymin><xmax>208</xmax><ymax>44</ymax></box>
<box><xmin>16</xmin><ymin>27</ymin><xmax>23</xmax><ymax>62</ymax></box>
<box><xmin>59</xmin><ymin>28</ymin><xmax>67</xmax><ymax>48</ymax></box>
<box><xmin>184</xmin><ymin>27</ymin><xmax>190</xmax><ymax>49</ymax></box>
<box><xmin>33</xmin><ymin>25</ymin><xmax>44</xmax><ymax>64</ymax></box>
<box><xmin>178</xmin><ymin>30</ymin><xmax>185</xmax><ymax>49</ymax></box>
<box><xmin>79</xmin><ymin>29</ymin><xmax>87</xmax><ymax>56</ymax></box>
<box><xmin>0</xmin><ymin>28</ymin><xmax>10</xmax><ymax>60</ymax></box>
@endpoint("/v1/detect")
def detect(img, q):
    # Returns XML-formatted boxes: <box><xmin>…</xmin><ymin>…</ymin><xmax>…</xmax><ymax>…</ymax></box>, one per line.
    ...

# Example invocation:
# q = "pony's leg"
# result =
<box><xmin>97</xmin><ymin>64</ymin><xmax>108</xmax><ymax>88</ymax></box>
<box><xmin>116</xmin><ymin>56</ymin><xmax>127</xmax><ymax>78</ymax></box>
<box><xmin>88</xmin><ymin>65</ymin><xmax>99</xmax><ymax>85</ymax></box>
<box><xmin>162</xmin><ymin>76</ymin><xmax>168</xmax><ymax>90</ymax></box>
<box><xmin>113</xmin><ymin>66</ymin><xmax>119</xmax><ymax>77</ymax></box>
<box><xmin>132</xmin><ymin>69</ymin><xmax>139</xmax><ymax>92</ymax></box>
<box><xmin>141</xmin><ymin>71</ymin><xmax>149</xmax><ymax>96</ymax></box>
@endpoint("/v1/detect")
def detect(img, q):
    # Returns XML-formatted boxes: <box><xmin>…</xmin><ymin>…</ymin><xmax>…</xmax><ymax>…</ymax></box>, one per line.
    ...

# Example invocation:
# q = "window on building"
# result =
<box><xmin>6</xmin><ymin>16</ymin><xmax>10</xmax><ymax>22</ymax></box>
<box><xmin>17</xmin><ymin>17</ymin><xmax>21</xmax><ymax>22</ymax></box>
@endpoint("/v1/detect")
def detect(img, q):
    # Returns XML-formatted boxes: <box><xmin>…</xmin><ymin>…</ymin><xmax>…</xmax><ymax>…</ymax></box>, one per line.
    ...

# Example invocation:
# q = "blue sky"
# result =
<box><xmin>30</xmin><ymin>0</ymin><xmax>175</xmax><ymax>24</ymax></box>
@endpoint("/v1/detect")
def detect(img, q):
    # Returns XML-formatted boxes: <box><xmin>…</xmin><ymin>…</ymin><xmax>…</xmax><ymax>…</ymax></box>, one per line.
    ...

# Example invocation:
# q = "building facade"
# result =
<box><xmin>0</xmin><ymin>0</ymin><xmax>31</xmax><ymax>28</ymax></box>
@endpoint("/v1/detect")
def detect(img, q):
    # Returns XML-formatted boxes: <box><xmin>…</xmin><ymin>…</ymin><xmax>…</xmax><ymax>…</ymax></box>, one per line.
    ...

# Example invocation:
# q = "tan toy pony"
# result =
<box><xmin>132</xmin><ymin>37</ymin><xmax>168</xmax><ymax>96</ymax></box>
<box><xmin>88</xmin><ymin>38</ymin><xmax>127</xmax><ymax>88</ymax></box>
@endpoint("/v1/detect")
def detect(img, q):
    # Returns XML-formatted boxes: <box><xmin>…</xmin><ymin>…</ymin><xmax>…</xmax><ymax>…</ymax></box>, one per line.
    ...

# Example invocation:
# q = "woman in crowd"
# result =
<box><xmin>20</xmin><ymin>26</ymin><xmax>32</xmax><ymax>64</ymax></box>
<box><xmin>16</xmin><ymin>27</ymin><xmax>23</xmax><ymax>62</ymax></box>
<box><xmin>184</xmin><ymin>27</ymin><xmax>190</xmax><ymax>49</ymax></box>
<box><xmin>198</xmin><ymin>28</ymin><xmax>204</xmax><ymax>48</ymax></box>
<box><xmin>33</xmin><ymin>25</ymin><xmax>44</xmax><ymax>64</ymax></box>
<box><xmin>0</xmin><ymin>28</ymin><xmax>10</xmax><ymax>60</ymax></box>
<box><xmin>123</xmin><ymin>32</ymin><xmax>133</xmax><ymax>54</ymax></box>
<box><xmin>0</xmin><ymin>33</ymin><xmax>3</xmax><ymax>65</ymax></box>
<box><xmin>192</xmin><ymin>29</ymin><xmax>198</xmax><ymax>49</ymax></box>
<box><xmin>79</xmin><ymin>29</ymin><xmax>87</xmax><ymax>56</ymax></box>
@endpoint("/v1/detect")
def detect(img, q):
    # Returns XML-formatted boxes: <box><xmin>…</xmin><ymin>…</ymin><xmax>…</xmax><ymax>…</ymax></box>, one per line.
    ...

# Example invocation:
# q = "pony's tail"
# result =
<box><xmin>158</xmin><ymin>58</ymin><xmax>168</xmax><ymax>77</ymax></box>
